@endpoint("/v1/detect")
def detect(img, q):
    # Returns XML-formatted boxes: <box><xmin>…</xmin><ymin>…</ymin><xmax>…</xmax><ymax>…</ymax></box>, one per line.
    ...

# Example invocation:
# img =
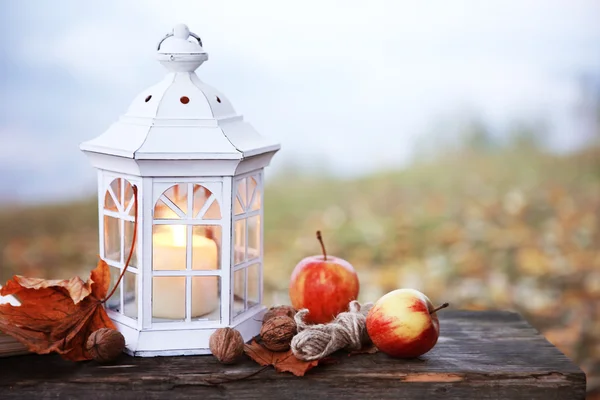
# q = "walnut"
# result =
<box><xmin>209</xmin><ymin>327</ymin><xmax>244</xmax><ymax>364</ymax></box>
<box><xmin>260</xmin><ymin>316</ymin><xmax>297</xmax><ymax>352</ymax></box>
<box><xmin>263</xmin><ymin>305</ymin><xmax>297</xmax><ymax>324</ymax></box>
<box><xmin>86</xmin><ymin>328</ymin><xmax>125</xmax><ymax>363</ymax></box>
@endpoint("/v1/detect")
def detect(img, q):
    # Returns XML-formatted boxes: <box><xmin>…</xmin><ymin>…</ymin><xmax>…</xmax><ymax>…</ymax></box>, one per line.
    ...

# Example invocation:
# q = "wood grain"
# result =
<box><xmin>0</xmin><ymin>311</ymin><xmax>586</xmax><ymax>399</ymax></box>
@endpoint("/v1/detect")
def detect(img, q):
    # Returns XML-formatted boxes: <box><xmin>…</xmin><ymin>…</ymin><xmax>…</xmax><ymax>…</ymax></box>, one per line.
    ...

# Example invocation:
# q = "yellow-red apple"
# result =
<box><xmin>289</xmin><ymin>231</ymin><xmax>359</xmax><ymax>324</ymax></box>
<box><xmin>366</xmin><ymin>288</ymin><xmax>448</xmax><ymax>358</ymax></box>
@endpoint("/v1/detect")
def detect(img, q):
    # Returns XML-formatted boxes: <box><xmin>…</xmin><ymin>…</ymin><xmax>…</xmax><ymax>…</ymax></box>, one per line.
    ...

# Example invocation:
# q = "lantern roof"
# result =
<box><xmin>80</xmin><ymin>24</ymin><xmax>280</xmax><ymax>162</ymax></box>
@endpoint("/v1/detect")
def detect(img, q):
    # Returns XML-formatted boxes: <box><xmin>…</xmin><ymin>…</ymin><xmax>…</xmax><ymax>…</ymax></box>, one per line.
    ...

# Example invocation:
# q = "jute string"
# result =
<box><xmin>291</xmin><ymin>301</ymin><xmax>373</xmax><ymax>361</ymax></box>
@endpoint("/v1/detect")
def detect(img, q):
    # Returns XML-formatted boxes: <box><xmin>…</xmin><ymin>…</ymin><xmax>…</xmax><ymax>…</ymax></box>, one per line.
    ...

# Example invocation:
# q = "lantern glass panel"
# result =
<box><xmin>247</xmin><ymin>263</ymin><xmax>260</xmax><ymax>309</ymax></box>
<box><xmin>233</xmin><ymin>268</ymin><xmax>245</xmax><ymax>316</ymax></box>
<box><xmin>154</xmin><ymin>199</ymin><xmax>181</xmax><ymax>219</ymax></box>
<box><xmin>152</xmin><ymin>225</ymin><xmax>187</xmax><ymax>271</ymax></box>
<box><xmin>248</xmin><ymin>177</ymin><xmax>260</xmax><ymax>211</ymax></box>
<box><xmin>123</xmin><ymin>183</ymin><xmax>135</xmax><ymax>216</ymax></box>
<box><xmin>103</xmin><ymin>216</ymin><xmax>122</xmax><ymax>262</ymax></box>
<box><xmin>248</xmin><ymin>215</ymin><xmax>260</xmax><ymax>260</ymax></box>
<box><xmin>107</xmin><ymin>266</ymin><xmax>121</xmax><ymax>312</ymax></box>
<box><xmin>123</xmin><ymin>270</ymin><xmax>137</xmax><ymax>319</ymax></box>
<box><xmin>124</xmin><ymin>220</ymin><xmax>137</xmax><ymax>267</ymax></box>
<box><xmin>103</xmin><ymin>178</ymin><xmax>136</xmax><ymax>264</ymax></box>
<box><xmin>234</xmin><ymin>196</ymin><xmax>244</xmax><ymax>215</ymax></box>
<box><xmin>192</xmin><ymin>184</ymin><xmax>220</xmax><ymax>219</ymax></box>
<box><xmin>110</xmin><ymin>179</ymin><xmax>122</xmax><ymax>207</ymax></box>
<box><xmin>192</xmin><ymin>226</ymin><xmax>220</xmax><ymax>270</ymax></box>
<box><xmin>163</xmin><ymin>184</ymin><xmax>188</xmax><ymax>216</ymax></box>
<box><xmin>192</xmin><ymin>185</ymin><xmax>208</xmax><ymax>216</ymax></box>
<box><xmin>152</xmin><ymin>276</ymin><xmax>186</xmax><ymax>321</ymax></box>
<box><xmin>203</xmin><ymin>200</ymin><xmax>221</xmax><ymax>220</ymax></box>
<box><xmin>236</xmin><ymin>179</ymin><xmax>248</xmax><ymax>212</ymax></box>
<box><xmin>192</xmin><ymin>276</ymin><xmax>220</xmax><ymax>321</ymax></box>
<box><xmin>234</xmin><ymin>219</ymin><xmax>246</xmax><ymax>265</ymax></box>
<box><xmin>104</xmin><ymin>190</ymin><xmax>118</xmax><ymax>212</ymax></box>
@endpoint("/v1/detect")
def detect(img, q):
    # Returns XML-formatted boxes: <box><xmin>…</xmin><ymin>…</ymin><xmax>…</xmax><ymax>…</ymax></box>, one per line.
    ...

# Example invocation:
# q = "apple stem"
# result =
<box><xmin>430</xmin><ymin>303</ymin><xmax>449</xmax><ymax>315</ymax></box>
<box><xmin>316</xmin><ymin>230</ymin><xmax>327</xmax><ymax>261</ymax></box>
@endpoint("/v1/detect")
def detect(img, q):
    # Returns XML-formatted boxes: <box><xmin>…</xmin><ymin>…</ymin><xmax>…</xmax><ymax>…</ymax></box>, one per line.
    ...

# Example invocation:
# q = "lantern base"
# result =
<box><xmin>123</xmin><ymin>348</ymin><xmax>213</xmax><ymax>357</ymax></box>
<box><xmin>113</xmin><ymin>306</ymin><xmax>266</xmax><ymax>357</ymax></box>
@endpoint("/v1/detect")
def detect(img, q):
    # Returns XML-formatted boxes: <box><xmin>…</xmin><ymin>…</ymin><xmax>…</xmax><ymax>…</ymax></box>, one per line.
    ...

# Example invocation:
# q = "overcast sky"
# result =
<box><xmin>1</xmin><ymin>0</ymin><xmax>600</xmax><ymax>202</ymax></box>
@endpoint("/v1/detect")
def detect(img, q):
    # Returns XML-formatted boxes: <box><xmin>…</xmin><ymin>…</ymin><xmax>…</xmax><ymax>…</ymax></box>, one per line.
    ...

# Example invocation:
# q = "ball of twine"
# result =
<box><xmin>291</xmin><ymin>300</ymin><xmax>373</xmax><ymax>361</ymax></box>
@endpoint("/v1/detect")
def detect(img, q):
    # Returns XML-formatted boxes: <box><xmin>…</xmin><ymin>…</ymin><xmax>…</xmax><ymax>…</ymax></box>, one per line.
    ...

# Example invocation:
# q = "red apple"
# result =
<box><xmin>289</xmin><ymin>231</ymin><xmax>359</xmax><ymax>324</ymax></box>
<box><xmin>366</xmin><ymin>288</ymin><xmax>448</xmax><ymax>358</ymax></box>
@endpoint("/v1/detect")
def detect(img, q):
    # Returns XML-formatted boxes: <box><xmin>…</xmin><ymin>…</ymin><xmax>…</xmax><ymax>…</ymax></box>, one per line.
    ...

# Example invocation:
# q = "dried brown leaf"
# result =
<box><xmin>0</xmin><ymin>259</ymin><xmax>115</xmax><ymax>361</ymax></box>
<box><xmin>244</xmin><ymin>340</ymin><xmax>319</xmax><ymax>376</ymax></box>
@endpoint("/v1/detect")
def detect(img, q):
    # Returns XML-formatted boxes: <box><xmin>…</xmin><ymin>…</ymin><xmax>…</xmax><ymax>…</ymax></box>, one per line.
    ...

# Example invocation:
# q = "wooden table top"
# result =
<box><xmin>0</xmin><ymin>310</ymin><xmax>586</xmax><ymax>399</ymax></box>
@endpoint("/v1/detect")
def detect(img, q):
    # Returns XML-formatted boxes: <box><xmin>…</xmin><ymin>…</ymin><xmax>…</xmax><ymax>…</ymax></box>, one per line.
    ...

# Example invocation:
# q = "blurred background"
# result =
<box><xmin>1</xmin><ymin>0</ymin><xmax>599</xmax><ymax>396</ymax></box>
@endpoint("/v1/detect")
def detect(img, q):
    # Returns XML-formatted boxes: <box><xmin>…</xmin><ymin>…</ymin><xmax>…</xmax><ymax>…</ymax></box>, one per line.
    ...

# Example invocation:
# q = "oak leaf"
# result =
<box><xmin>244</xmin><ymin>340</ymin><xmax>319</xmax><ymax>376</ymax></box>
<box><xmin>0</xmin><ymin>259</ymin><xmax>116</xmax><ymax>361</ymax></box>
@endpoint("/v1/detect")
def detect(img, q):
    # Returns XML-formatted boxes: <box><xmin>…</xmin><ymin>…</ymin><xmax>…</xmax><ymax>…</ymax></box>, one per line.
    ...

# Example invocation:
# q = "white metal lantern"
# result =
<box><xmin>80</xmin><ymin>24</ymin><xmax>280</xmax><ymax>356</ymax></box>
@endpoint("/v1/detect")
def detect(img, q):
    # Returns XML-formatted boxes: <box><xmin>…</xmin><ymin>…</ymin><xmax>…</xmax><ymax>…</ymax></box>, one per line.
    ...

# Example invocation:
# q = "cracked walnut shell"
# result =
<box><xmin>260</xmin><ymin>315</ymin><xmax>297</xmax><ymax>352</ymax></box>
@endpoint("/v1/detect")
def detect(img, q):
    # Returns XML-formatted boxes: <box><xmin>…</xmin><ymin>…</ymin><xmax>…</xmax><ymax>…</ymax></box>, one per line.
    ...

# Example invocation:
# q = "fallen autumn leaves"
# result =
<box><xmin>244</xmin><ymin>339</ymin><xmax>320</xmax><ymax>377</ymax></box>
<box><xmin>0</xmin><ymin>260</ymin><xmax>115</xmax><ymax>361</ymax></box>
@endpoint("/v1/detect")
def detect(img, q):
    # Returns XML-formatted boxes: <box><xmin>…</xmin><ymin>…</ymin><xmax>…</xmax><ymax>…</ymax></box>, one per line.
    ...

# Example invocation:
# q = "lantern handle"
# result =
<box><xmin>157</xmin><ymin>32</ymin><xmax>203</xmax><ymax>51</ymax></box>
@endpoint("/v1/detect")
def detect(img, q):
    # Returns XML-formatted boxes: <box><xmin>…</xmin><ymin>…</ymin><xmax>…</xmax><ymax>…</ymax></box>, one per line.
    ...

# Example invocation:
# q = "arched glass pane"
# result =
<box><xmin>123</xmin><ymin>182</ymin><xmax>135</xmax><ymax>215</ymax></box>
<box><xmin>163</xmin><ymin>184</ymin><xmax>188</xmax><ymax>216</ymax></box>
<box><xmin>104</xmin><ymin>178</ymin><xmax>134</xmax><ymax>213</ymax></box>
<box><xmin>236</xmin><ymin>178</ymin><xmax>247</xmax><ymax>214</ymax></box>
<box><xmin>234</xmin><ymin>196</ymin><xmax>244</xmax><ymax>216</ymax></box>
<box><xmin>111</xmin><ymin>179</ymin><xmax>122</xmax><ymax>207</ymax></box>
<box><xmin>203</xmin><ymin>200</ymin><xmax>221</xmax><ymax>220</ymax></box>
<box><xmin>103</xmin><ymin>178</ymin><xmax>135</xmax><ymax>265</ymax></box>
<box><xmin>192</xmin><ymin>185</ymin><xmax>209</xmax><ymax>217</ymax></box>
<box><xmin>193</xmin><ymin>184</ymin><xmax>221</xmax><ymax>219</ymax></box>
<box><xmin>248</xmin><ymin>177</ymin><xmax>260</xmax><ymax>211</ymax></box>
<box><xmin>104</xmin><ymin>190</ymin><xmax>118</xmax><ymax>212</ymax></box>
<box><xmin>154</xmin><ymin>199</ymin><xmax>181</xmax><ymax>219</ymax></box>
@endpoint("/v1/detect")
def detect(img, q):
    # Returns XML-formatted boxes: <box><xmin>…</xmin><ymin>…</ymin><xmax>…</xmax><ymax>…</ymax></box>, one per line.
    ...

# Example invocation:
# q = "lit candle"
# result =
<box><xmin>152</xmin><ymin>225</ymin><xmax>219</xmax><ymax>320</ymax></box>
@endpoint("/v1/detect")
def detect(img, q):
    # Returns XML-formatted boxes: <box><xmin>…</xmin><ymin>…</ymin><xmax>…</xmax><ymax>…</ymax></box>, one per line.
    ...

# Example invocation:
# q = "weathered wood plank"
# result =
<box><xmin>0</xmin><ymin>311</ymin><xmax>586</xmax><ymax>399</ymax></box>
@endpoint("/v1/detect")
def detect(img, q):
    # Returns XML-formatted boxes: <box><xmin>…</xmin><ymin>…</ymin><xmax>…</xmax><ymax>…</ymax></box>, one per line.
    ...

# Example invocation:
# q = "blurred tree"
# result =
<box><xmin>506</xmin><ymin>122</ymin><xmax>544</xmax><ymax>152</ymax></box>
<box><xmin>461</xmin><ymin>119</ymin><xmax>498</xmax><ymax>153</ymax></box>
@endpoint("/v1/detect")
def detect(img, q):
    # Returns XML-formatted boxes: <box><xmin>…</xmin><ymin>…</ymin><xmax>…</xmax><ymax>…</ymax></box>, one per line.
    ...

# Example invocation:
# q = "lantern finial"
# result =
<box><xmin>157</xmin><ymin>24</ymin><xmax>208</xmax><ymax>73</ymax></box>
<box><xmin>172</xmin><ymin>23</ymin><xmax>190</xmax><ymax>40</ymax></box>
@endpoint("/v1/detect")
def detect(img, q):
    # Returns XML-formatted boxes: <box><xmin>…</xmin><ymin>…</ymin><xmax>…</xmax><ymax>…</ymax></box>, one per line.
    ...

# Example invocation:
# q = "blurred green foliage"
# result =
<box><xmin>0</xmin><ymin>141</ymin><xmax>599</xmax><ymax>394</ymax></box>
